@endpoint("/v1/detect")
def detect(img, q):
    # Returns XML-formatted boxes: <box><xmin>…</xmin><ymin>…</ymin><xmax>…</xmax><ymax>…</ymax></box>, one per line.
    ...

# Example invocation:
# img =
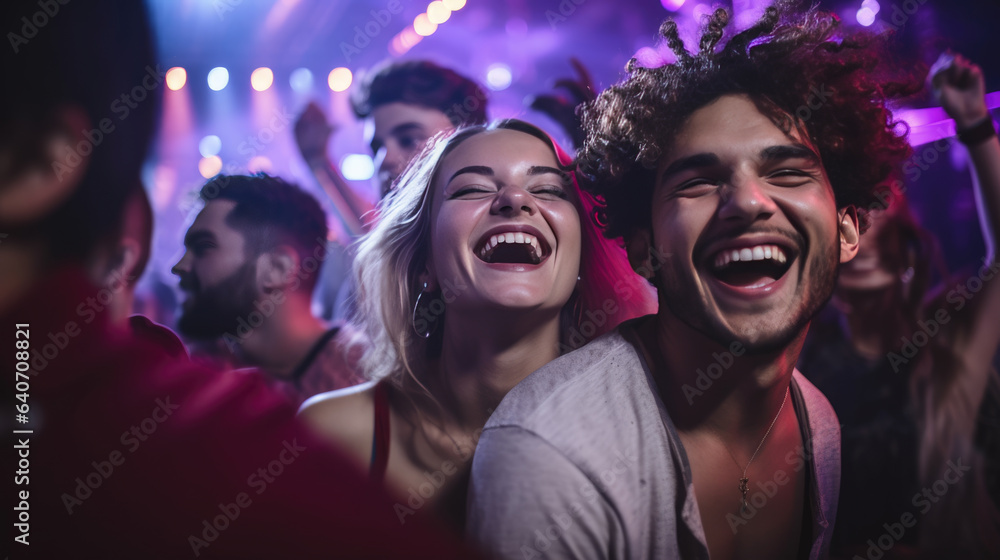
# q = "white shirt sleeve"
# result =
<box><xmin>467</xmin><ymin>425</ymin><xmax>626</xmax><ymax>560</ymax></box>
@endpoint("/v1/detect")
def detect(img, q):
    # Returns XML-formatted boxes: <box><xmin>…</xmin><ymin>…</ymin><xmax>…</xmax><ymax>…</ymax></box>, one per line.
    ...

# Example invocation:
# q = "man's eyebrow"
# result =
<box><xmin>760</xmin><ymin>144</ymin><xmax>821</xmax><ymax>164</ymax></box>
<box><xmin>447</xmin><ymin>165</ymin><xmax>494</xmax><ymax>184</ymax></box>
<box><xmin>659</xmin><ymin>153</ymin><xmax>721</xmax><ymax>184</ymax></box>
<box><xmin>183</xmin><ymin>229</ymin><xmax>214</xmax><ymax>247</ymax></box>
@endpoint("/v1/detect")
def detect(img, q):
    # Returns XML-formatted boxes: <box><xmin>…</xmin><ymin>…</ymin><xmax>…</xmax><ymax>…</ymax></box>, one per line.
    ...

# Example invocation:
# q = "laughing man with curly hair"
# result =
<box><xmin>468</xmin><ymin>3</ymin><xmax>919</xmax><ymax>559</ymax></box>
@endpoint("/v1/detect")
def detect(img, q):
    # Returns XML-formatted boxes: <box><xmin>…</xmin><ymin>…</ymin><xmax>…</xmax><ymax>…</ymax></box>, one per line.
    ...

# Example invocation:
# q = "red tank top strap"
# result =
<box><xmin>369</xmin><ymin>380</ymin><xmax>391</xmax><ymax>483</ymax></box>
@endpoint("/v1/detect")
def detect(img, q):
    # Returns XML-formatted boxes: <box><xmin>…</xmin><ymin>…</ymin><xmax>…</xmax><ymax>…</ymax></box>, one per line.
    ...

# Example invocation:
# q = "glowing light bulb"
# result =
<box><xmin>251</xmin><ymin>67</ymin><xmax>274</xmax><ymax>91</ymax></box>
<box><xmin>328</xmin><ymin>67</ymin><xmax>353</xmax><ymax>92</ymax></box>
<box><xmin>166</xmin><ymin>67</ymin><xmax>187</xmax><ymax>91</ymax></box>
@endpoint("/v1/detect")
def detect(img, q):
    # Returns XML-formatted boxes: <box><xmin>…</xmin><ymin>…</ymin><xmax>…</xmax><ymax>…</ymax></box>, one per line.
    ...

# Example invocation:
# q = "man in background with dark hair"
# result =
<box><xmin>351</xmin><ymin>59</ymin><xmax>489</xmax><ymax>195</ymax></box>
<box><xmin>0</xmin><ymin>1</ymin><xmax>474</xmax><ymax>557</ymax></box>
<box><xmin>294</xmin><ymin>60</ymin><xmax>488</xmax><ymax>320</ymax></box>
<box><xmin>173</xmin><ymin>174</ymin><xmax>361</xmax><ymax>404</ymax></box>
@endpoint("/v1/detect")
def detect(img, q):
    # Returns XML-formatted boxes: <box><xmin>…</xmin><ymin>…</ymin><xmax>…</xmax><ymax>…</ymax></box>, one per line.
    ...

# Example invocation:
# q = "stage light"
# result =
<box><xmin>443</xmin><ymin>0</ymin><xmax>466</xmax><ymax>10</ymax></box>
<box><xmin>486</xmin><ymin>64</ymin><xmax>512</xmax><ymax>91</ymax></box>
<box><xmin>199</xmin><ymin>135</ymin><xmax>222</xmax><ymax>158</ymax></box>
<box><xmin>248</xmin><ymin>156</ymin><xmax>273</xmax><ymax>174</ymax></box>
<box><xmin>414</xmin><ymin>13</ymin><xmax>437</xmax><ymax>36</ymax></box>
<box><xmin>251</xmin><ymin>67</ymin><xmax>274</xmax><ymax>91</ymax></box>
<box><xmin>427</xmin><ymin>1</ymin><xmax>451</xmax><ymax>24</ymax></box>
<box><xmin>290</xmin><ymin>68</ymin><xmax>313</xmax><ymax>92</ymax></box>
<box><xmin>328</xmin><ymin>67</ymin><xmax>353</xmax><ymax>92</ymax></box>
<box><xmin>862</xmin><ymin>0</ymin><xmax>881</xmax><ymax>15</ymax></box>
<box><xmin>341</xmin><ymin>154</ymin><xmax>375</xmax><ymax>181</ymax></box>
<box><xmin>207</xmin><ymin>67</ymin><xmax>229</xmax><ymax>91</ymax></box>
<box><xmin>661</xmin><ymin>0</ymin><xmax>685</xmax><ymax>11</ymax></box>
<box><xmin>401</xmin><ymin>26</ymin><xmax>422</xmax><ymax>47</ymax></box>
<box><xmin>166</xmin><ymin>67</ymin><xmax>187</xmax><ymax>91</ymax></box>
<box><xmin>856</xmin><ymin>6</ymin><xmax>876</xmax><ymax>26</ymax></box>
<box><xmin>389</xmin><ymin>34</ymin><xmax>405</xmax><ymax>56</ymax></box>
<box><xmin>199</xmin><ymin>155</ymin><xmax>223</xmax><ymax>178</ymax></box>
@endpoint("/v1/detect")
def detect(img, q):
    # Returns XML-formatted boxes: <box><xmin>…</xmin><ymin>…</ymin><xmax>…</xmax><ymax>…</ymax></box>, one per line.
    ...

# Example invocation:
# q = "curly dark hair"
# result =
<box><xmin>351</xmin><ymin>60</ymin><xmax>488</xmax><ymax>127</ymax></box>
<box><xmin>200</xmin><ymin>174</ymin><xmax>329</xmax><ymax>292</ymax></box>
<box><xmin>578</xmin><ymin>2</ymin><xmax>920</xmax><ymax>240</ymax></box>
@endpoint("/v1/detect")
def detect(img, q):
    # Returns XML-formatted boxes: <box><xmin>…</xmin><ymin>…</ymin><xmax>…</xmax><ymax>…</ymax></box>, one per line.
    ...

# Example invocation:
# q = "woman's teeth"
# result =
<box><xmin>479</xmin><ymin>232</ymin><xmax>542</xmax><ymax>263</ymax></box>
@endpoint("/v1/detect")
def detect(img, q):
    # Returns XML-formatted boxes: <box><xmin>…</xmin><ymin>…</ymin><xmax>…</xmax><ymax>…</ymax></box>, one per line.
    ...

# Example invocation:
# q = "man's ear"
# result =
<box><xmin>625</xmin><ymin>228</ymin><xmax>655</xmax><ymax>280</ymax></box>
<box><xmin>0</xmin><ymin>106</ymin><xmax>91</xmax><ymax>227</ymax></box>
<box><xmin>256</xmin><ymin>245</ymin><xmax>300</xmax><ymax>292</ymax></box>
<box><xmin>838</xmin><ymin>205</ymin><xmax>860</xmax><ymax>264</ymax></box>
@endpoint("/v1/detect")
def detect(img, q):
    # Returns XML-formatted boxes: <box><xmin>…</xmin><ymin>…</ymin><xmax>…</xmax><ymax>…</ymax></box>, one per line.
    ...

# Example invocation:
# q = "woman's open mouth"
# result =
<box><xmin>475</xmin><ymin>229</ymin><xmax>551</xmax><ymax>265</ymax></box>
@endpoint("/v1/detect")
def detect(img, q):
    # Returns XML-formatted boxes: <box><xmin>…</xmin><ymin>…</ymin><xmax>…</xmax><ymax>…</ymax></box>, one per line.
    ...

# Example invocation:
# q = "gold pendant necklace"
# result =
<box><xmin>639</xmin><ymin>322</ymin><xmax>790</xmax><ymax>514</ymax></box>
<box><xmin>725</xmin><ymin>388</ymin><xmax>789</xmax><ymax>514</ymax></box>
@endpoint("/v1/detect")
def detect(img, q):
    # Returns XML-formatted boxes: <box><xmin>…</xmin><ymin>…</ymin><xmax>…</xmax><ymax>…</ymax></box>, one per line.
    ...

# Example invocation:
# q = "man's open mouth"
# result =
<box><xmin>707</xmin><ymin>244</ymin><xmax>795</xmax><ymax>289</ymax></box>
<box><xmin>475</xmin><ymin>231</ymin><xmax>551</xmax><ymax>265</ymax></box>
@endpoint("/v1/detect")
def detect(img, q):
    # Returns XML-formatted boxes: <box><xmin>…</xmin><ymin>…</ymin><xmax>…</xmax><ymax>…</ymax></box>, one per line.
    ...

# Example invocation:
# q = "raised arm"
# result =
<box><xmin>927</xmin><ymin>53</ymin><xmax>1000</xmax><ymax>401</ymax></box>
<box><xmin>294</xmin><ymin>102</ymin><xmax>374</xmax><ymax>237</ymax></box>
<box><xmin>528</xmin><ymin>58</ymin><xmax>595</xmax><ymax>151</ymax></box>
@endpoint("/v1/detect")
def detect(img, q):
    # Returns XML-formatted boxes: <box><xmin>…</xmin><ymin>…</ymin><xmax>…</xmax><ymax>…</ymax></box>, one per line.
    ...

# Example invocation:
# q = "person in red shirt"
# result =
<box><xmin>1</xmin><ymin>1</ymin><xmax>477</xmax><ymax>557</ymax></box>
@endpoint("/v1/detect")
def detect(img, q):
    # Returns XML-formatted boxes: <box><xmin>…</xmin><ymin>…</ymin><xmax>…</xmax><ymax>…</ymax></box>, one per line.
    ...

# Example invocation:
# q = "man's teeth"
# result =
<box><xmin>479</xmin><ymin>232</ymin><xmax>542</xmax><ymax>260</ymax></box>
<box><xmin>713</xmin><ymin>245</ymin><xmax>787</xmax><ymax>269</ymax></box>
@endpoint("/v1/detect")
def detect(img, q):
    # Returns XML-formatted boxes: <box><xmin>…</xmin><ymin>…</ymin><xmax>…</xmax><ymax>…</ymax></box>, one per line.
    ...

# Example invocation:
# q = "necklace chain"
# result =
<box><xmin>735</xmin><ymin>387</ymin><xmax>788</xmax><ymax>475</ymax></box>
<box><xmin>640</xmin><ymin>321</ymin><xmax>791</xmax><ymax>513</ymax></box>
<box><xmin>725</xmin><ymin>387</ymin><xmax>789</xmax><ymax>513</ymax></box>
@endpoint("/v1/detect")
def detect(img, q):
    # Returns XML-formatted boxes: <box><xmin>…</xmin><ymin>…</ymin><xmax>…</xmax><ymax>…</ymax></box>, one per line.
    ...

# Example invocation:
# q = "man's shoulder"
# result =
<box><xmin>485</xmin><ymin>320</ymin><xmax>650</xmax><ymax>432</ymax></box>
<box><xmin>792</xmin><ymin>369</ymin><xmax>840</xmax><ymax>447</ymax></box>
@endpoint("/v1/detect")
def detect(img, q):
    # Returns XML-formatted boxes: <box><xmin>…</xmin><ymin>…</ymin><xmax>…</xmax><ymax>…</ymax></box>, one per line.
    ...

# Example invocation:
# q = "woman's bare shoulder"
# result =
<box><xmin>298</xmin><ymin>381</ymin><xmax>379</xmax><ymax>466</ymax></box>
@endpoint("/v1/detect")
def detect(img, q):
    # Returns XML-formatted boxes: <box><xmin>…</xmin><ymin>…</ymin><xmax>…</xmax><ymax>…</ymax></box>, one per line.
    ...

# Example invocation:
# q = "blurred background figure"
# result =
<box><xmin>799</xmin><ymin>53</ymin><xmax>1000</xmax><ymax>559</ymax></box>
<box><xmin>102</xmin><ymin>186</ymin><xmax>189</xmax><ymax>358</ymax></box>
<box><xmin>0</xmin><ymin>1</ymin><xmax>479</xmax><ymax>556</ymax></box>
<box><xmin>172</xmin><ymin>173</ymin><xmax>363</xmax><ymax>405</ymax></box>
<box><xmin>294</xmin><ymin>60</ymin><xmax>489</xmax><ymax>320</ymax></box>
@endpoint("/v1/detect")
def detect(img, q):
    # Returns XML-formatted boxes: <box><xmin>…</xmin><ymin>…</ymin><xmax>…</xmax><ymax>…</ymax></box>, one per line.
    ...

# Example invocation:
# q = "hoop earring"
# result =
<box><xmin>411</xmin><ymin>282</ymin><xmax>438</xmax><ymax>339</ymax></box>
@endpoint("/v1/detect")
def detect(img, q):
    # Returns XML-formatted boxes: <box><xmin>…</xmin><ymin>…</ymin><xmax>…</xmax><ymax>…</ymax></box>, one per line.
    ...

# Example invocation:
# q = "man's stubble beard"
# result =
<box><xmin>656</xmin><ymin>242</ymin><xmax>840</xmax><ymax>355</ymax></box>
<box><xmin>177</xmin><ymin>261</ymin><xmax>259</xmax><ymax>340</ymax></box>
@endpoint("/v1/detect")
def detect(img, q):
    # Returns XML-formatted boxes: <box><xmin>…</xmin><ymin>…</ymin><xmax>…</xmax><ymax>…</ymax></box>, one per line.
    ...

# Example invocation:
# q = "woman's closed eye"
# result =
<box><xmin>530</xmin><ymin>185</ymin><xmax>570</xmax><ymax>200</ymax></box>
<box><xmin>449</xmin><ymin>185</ymin><xmax>496</xmax><ymax>199</ymax></box>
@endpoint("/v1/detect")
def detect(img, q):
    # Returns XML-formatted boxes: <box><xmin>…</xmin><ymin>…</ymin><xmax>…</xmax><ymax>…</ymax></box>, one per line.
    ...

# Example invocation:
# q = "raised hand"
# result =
<box><xmin>294</xmin><ymin>101</ymin><xmax>336</xmax><ymax>162</ymax></box>
<box><xmin>930</xmin><ymin>52</ymin><xmax>989</xmax><ymax>129</ymax></box>
<box><xmin>528</xmin><ymin>58</ymin><xmax>596</xmax><ymax>150</ymax></box>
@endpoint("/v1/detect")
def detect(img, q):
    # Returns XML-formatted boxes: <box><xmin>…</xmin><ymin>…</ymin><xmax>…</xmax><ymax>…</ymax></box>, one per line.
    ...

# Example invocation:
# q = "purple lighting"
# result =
<box><xmin>661</xmin><ymin>0</ymin><xmax>686</xmax><ymax>11</ymax></box>
<box><xmin>856</xmin><ymin>6</ymin><xmax>876</xmax><ymax>26</ymax></box>
<box><xmin>693</xmin><ymin>3</ymin><xmax>713</xmax><ymax>20</ymax></box>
